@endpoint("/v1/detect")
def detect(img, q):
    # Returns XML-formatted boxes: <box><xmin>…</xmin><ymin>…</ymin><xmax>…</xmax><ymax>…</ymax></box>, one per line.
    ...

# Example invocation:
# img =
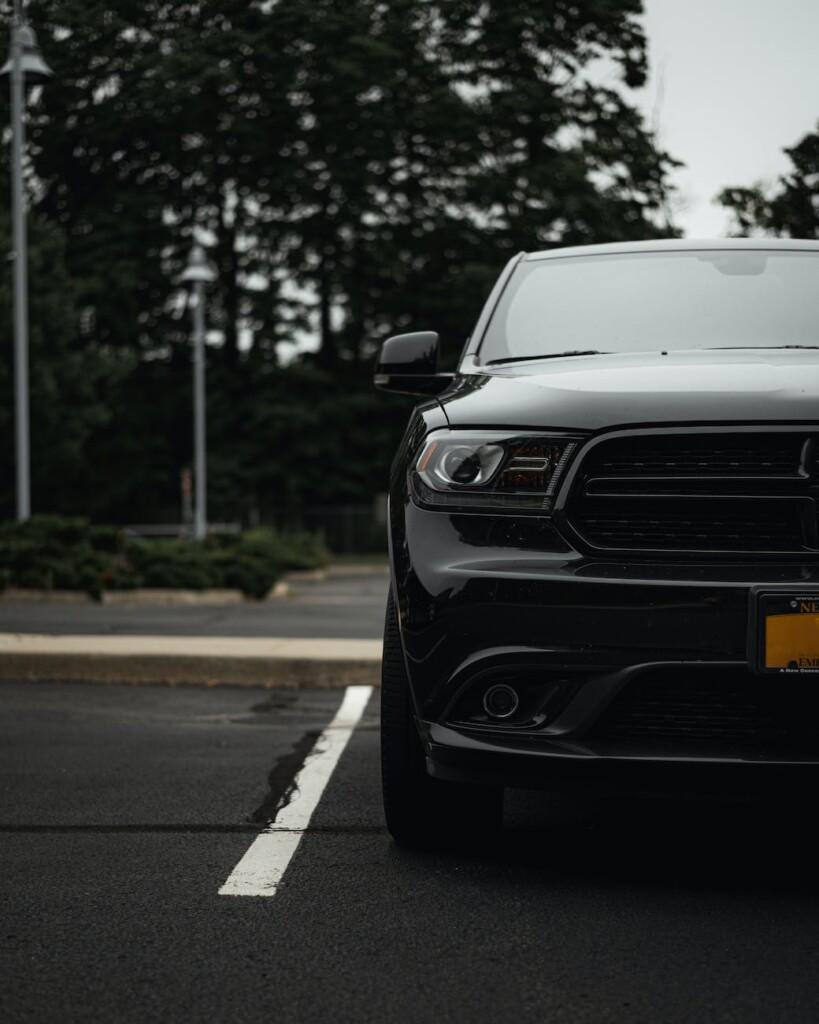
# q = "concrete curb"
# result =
<box><xmin>0</xmin><ymin>588</ymin><xmax>93</xmax><ymax>605</ymax></box>
<box><xmin>0</xmin><ymin>582</ymin><xmax>293</xmax><ymax>606</ymax></box>
<box><xmin>0</xmin><ymin>634</ymin><xmax>382</xmax><ymax>689</ymax></box>
<box><xmin>278</xmin><ymin>565</ymin><xmax>389</xmax><ymax>582</ymax></box>
<box><xmin>0</xmin><ymin>568</ymin><xmax>390</xmax><ymax>606</ymax></box>
<box><xmin>325</xmin><ymin>564</ymin><xmax>389</xmax><ymax>577</ymax></box>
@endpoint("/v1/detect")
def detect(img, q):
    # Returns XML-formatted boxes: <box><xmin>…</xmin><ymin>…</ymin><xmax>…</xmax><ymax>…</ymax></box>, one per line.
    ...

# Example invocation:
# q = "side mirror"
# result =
<box><xmin>374</xmin><ymin>331</ymin><xmax>455</xmax><ymax>396</ymax></box>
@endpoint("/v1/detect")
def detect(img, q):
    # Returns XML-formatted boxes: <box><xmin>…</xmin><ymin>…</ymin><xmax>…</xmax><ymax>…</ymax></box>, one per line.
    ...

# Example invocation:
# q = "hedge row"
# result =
<box><xmin>0</xmin><ymin>516</ymin><xmax>330</xmax><ymax>599</ymax></box>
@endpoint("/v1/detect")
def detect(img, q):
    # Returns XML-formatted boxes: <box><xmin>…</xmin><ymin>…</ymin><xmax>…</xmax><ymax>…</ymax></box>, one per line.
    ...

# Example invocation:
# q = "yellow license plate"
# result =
<box><xmin>765</xmin><ymin>609</ymin><xmax>819</xmax><ymax>671</ymax></box>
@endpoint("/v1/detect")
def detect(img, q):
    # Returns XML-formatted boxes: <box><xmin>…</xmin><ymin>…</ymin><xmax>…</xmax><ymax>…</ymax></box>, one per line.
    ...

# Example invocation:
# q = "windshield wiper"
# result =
<box><xmin>705</xmin><ymin>345</ymin><xmax>819</xmax><ymax>350</ymax></box>
<box><xmin>484</xmin><ymin>350</ymin><xmax>610</xmax><ymax>366</ymax></box>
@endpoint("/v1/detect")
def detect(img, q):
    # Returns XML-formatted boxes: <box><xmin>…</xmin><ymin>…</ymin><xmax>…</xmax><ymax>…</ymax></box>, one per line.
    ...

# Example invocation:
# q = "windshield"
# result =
<box><xmin>479</xmin><ymin>249</ymin><xmax>819</xmax><ymax>364</ymax></box>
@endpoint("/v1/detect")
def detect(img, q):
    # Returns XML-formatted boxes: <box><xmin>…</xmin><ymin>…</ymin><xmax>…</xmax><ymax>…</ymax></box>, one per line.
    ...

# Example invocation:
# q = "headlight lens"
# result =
<box><xmin>412</xmin><ymin>431</ymin><xmax>579</xmax><ymax>513</ymax></box>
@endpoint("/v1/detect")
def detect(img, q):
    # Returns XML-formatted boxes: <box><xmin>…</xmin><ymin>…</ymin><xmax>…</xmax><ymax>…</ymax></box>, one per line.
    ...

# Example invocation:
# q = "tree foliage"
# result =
<box><xmin>0</xmin><ymin>0</ymin><xmax>679</xmax><ymax>530</ymax></box>
<box><xmin>719</xmin><ymin>123</ymin><xmax>818</xmax><ymax>239</ymax></box>
<box><xmin>0</xmin><ymin>204</ymin><xmax>129</xmax><ymax>520</ymax></box>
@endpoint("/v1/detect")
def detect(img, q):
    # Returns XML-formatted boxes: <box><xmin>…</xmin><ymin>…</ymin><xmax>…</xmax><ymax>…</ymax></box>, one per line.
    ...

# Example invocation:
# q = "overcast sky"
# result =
<box><xmin>636</xmin><ymin>0</ymin><xmax>819</xmax><ymax>237</ymax></box>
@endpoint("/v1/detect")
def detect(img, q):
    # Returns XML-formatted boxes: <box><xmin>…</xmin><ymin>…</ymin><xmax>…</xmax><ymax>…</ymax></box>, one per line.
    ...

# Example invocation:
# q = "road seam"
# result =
<box><xmin>0</xmin><ymin>824</ymin><xmax>385</xmax><ymax>834</ymax></box>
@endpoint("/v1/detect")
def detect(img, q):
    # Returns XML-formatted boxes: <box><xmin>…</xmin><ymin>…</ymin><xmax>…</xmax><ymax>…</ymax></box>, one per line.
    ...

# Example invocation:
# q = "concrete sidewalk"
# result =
<box><xmin>0</xmin><ymin>570</ymin><xmax>386</xmax><ymax>688</ymax></box>
<box><xmin>0</xmin><ymin>633</ymin><xmax>382</xmax><ymax>688</ymax></box>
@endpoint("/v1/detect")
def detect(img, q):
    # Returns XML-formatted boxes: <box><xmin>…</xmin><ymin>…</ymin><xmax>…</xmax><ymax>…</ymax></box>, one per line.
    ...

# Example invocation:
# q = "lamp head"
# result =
<box><xmin>1</xmin><ymin>25</ymin><xmax>54</xmax><ymax>84</ymax></box>
<box><xmin>180</xmin><ymin>243</ymin><xmax>216</xmax><ymax>285</ymax></box>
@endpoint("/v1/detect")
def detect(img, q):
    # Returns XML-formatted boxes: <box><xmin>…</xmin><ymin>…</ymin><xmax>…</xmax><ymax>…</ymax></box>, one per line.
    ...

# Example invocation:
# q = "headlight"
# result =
<box><xmin>411</xmin><ymin>431</ymin><xmax>579</xmax><ymax>513</ymax></box>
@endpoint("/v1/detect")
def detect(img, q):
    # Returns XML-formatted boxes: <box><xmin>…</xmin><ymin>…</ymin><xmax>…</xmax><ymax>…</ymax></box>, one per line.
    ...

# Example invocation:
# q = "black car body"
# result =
<box><xmin>375</xmin><ymin>239</ymin><xmax>819</xmax><ymax>844</ymax></box>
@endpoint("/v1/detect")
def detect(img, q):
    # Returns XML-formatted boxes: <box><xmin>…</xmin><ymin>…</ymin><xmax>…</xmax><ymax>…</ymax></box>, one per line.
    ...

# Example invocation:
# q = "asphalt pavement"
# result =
<box><xmin>0</xmin><ymin>570</ymin><xmax>387</xmax><ymax>640</ymax></box>
<box><xmin>4</xmin><ymin>681</ymin><xmax>819</xmax><ymax>1023</ymax></box>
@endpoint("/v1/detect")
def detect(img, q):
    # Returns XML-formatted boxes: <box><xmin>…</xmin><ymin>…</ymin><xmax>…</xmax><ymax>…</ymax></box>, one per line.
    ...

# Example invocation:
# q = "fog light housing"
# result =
<box><xmin>482</xmin><ymin>684</ymin><xmax>520</xmax><ymax>720</ymax></box>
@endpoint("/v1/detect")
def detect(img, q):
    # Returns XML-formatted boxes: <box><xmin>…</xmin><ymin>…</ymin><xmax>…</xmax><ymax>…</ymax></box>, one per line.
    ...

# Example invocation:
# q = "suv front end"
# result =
<box><xmin>376</xmin><ymin>239</ymin><xmax>819</xmax><ymax>845</ymax></box>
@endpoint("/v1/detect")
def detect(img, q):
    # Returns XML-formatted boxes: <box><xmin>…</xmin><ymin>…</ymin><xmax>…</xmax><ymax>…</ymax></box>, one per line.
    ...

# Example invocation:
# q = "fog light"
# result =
<box><xmin>482</xmin><ymin>683</ymin><xmax>520</xmax><ymax>720</ymax></box>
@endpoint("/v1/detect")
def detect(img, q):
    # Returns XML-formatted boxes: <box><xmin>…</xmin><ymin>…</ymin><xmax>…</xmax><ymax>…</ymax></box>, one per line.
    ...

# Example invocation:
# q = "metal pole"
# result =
<box><xmin>10</xmin><ymin>0</ymin><xmax>30</xmax><ymax>521</ymax></box>
<box><xmin>192</xmin><ymin>280</ymin><xmax>207</xmax><ymax>540</ymax></box>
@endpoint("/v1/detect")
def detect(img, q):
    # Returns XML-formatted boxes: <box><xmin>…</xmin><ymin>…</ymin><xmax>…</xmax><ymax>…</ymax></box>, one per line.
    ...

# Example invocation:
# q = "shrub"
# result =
<box><xmin>0</xmin><ymin>517</ymin><xmax>110</xmax><ymax>598</ymax></box>
<box><xmin>0</xmin><ymin>516</ymin><xmax>327</xmax><ymax>599</ymax></box>
<box><xmin>219</xmin><ymin>553</ymin><xmax>277</xmax><ymax>601</ymax></box>
<box><xmin>235</xmin><ymin>528</ymin><xmax>330</xmax><ymax>571</ymax></box>
<box><xmin>124</xmin><ymin>539</ymin><xmax>221</xmax><ymax>590</ymax></box>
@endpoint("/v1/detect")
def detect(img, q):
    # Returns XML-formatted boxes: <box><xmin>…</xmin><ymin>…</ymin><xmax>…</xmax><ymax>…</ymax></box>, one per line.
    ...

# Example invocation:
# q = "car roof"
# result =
<box><xmin>524</xmin><ymin>237</ymin><xmax>819</xmax><ymax>261</ymax></box>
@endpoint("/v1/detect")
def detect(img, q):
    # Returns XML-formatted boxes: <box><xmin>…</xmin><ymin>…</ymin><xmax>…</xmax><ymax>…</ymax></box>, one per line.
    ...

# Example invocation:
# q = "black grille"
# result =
<box><xmin>593</xmin><ymin>435</ymin><xmax>802</xmax><ymax>476</ymax></box>
<box><xmin>589</xmin><ymin>669</ymin><xmax>819</xmax><ymax>753</ymax></box>
<box><xmin>578</xmin><ymin>505</ymin><xmax>803</xmax><ymax>551</ymax></box>
<box><xmin>568</xmin><ymin>431</ymin><xmax>817</xmax><ymax>554</ymax></box>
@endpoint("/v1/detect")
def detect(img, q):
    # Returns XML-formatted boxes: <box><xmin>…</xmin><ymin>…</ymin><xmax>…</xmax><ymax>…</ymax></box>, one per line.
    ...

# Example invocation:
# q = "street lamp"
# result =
<box><xmin>180</xmin><ymin>242</ymin><xmax>215</xmax><ymax>541</ymax></box>
<box><xmin>1</xmin><ymin>5</ymin><xmax>53</xmax><ymax>522</ymax></box>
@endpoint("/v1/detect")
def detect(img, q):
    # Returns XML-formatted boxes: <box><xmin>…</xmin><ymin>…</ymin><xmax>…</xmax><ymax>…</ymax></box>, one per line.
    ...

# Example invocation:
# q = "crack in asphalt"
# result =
<box><xmin>249</xmin><ymin>728</ymin><xmax>321</xmax><ymax>825</ymax></box>
<box><xmin>0</xmin><ymin>694</ymin><xmax>379</xmax><ymax>842</ymax></box>
<box><xmin>0</xmin><ymin>824</ymin><xmax>386</xmax><ymax>834</ymax></box>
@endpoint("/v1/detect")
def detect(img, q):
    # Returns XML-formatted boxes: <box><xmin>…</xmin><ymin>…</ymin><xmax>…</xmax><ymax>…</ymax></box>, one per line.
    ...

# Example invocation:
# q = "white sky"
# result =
<box><xmin>636</xmin><ymin>0</ymin><xmax>819</xmax><ymax>237</ymax></box>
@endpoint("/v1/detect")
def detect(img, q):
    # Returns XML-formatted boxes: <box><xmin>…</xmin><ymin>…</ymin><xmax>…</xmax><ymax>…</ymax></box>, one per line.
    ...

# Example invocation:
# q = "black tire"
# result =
<box><xmin>380</xmin><ymin>591</ymin><xmax>503</xmax><ymax>847</ymax></box>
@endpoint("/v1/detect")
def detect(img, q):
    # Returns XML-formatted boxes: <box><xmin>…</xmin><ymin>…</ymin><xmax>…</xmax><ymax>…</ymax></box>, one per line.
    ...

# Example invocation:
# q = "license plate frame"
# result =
<box><xmin>749</xmin><ymin>587</ymin><xmax>819</xmax><ymax>675</ymax></box>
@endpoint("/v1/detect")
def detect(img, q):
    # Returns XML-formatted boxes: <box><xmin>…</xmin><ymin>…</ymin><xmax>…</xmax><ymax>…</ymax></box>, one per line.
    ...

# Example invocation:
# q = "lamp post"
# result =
<box><xmin>1</xmin><ymin>4</ymin><xmax>53</xmax><ymax>521</ymax></box>
<box><xmin>180</xmin><ymin>243</ymin><xmax>215</xmax><ymax>541</ymax></box>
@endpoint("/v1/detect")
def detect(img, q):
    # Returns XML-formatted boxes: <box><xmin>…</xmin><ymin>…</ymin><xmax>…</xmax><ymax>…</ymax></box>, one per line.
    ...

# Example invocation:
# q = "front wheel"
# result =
<box><xmin>380</xmin><ymin>592</ymin><xmax>503</xmax><ymax>848</ymax></box>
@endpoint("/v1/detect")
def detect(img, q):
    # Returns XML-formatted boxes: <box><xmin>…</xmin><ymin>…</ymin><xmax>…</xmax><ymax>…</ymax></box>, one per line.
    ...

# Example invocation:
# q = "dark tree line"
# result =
<box><xmin>0</xmin><ymin>0</ymin><xmax>680</xmax><ymax>527</ymax></box>
<box><xmin>720</xmin><ymin>122</ymin><xmax>818</xmax><ymax>239</ymax></box>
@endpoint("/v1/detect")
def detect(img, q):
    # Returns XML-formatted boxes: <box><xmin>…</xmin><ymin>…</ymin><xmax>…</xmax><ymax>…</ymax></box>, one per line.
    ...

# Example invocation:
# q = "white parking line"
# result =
<box><xmin>218</xmin><ymin>684</ymin><xmax>373</xmax><ymax>897</ymax></box>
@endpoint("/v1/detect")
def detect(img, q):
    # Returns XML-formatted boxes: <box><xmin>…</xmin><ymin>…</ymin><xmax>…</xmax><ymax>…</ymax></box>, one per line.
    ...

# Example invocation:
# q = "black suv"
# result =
<box><xmin>375</xmin><ymin>238</ymin><xmax>819</xmax><ymax>846</ymax></box>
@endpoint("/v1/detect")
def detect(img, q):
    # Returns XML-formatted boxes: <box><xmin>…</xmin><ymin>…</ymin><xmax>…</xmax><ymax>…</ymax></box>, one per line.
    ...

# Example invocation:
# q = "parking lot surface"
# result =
<box><xmin>0</xmin><ymin>571</ymin><xmax>387</xmax><ymax>640</ymax></box>
<box><xmin>3</xmin><ymin>681</ymin><xmax>819</xmax><ymax>1023</ymax></box>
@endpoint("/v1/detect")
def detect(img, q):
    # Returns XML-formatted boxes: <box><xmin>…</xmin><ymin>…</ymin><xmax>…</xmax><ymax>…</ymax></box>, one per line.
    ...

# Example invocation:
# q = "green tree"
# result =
<box><xmin>268</xmin><ymin>0</ymin><xmax>679</xmax><ymax>367</ymax></box>
<box><xmin>719</xmin><ymin>123</ymin><xmax>818</xmax><ymax>238</ymax></box>
<box><xmin>19</xmin><ymin>0</ymin><xmax>302</xmax><ymax>364</ymax></box>
<box><xmin>0</xmin><ymin>0</ymin><xmax>680</xmax><ymax>528</ymax></box>
<box><xmin>0</xmin><ymin>209</ymin><xmax>127</xmax><ymax>519</ymax></box>
<box><xmin>19</xmin><ymin>0</ymin><xmax>677</xmax><ymax>367</ymax></box>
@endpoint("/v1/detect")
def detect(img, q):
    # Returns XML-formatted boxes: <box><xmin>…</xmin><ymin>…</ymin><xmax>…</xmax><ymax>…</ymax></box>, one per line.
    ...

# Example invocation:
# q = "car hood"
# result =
<box><xmin>441</xmin><ymin>351</ymin><xmax>819</xmax><ymax>431</ymax></box>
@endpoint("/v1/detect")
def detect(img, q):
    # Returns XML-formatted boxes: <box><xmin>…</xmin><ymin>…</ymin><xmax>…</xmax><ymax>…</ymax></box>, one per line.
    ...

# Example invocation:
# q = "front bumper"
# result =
<box><xmin>392</xmin><ymin>503</ymin><xmax>819</xmax><ymax>778</ymax></box>
<box><xmin>425</xmin><ymin>722</ymin><xmax>819</xmax><ymax>791</ymax></box>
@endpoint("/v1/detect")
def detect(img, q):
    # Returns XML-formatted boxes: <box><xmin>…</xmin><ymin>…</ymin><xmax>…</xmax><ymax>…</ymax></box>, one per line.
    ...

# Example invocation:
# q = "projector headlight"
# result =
<box><xmin>412</xmin><ymin>431</ymin><xmax>579</xmax><ymax>513</ymax></box>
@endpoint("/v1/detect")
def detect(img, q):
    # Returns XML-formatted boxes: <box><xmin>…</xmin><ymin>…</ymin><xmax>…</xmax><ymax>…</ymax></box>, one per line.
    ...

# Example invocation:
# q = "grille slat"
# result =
<box><xmin>579</xmin><ymin>511</ymin><xmax>800</xmax><ymax>550</ymax></box>
<box><xmin>590</xmin><ymin>670</ymin><xmax>819</xmax><ymax>753</ymax></box>
<box><xmin>595</xmin><ymin>439</ymin><xmax>801</xmax><ymax>476</ymax></box>
<box><xmin>569</xmin><ymin>432</ymin><xmax>814</xmax><ymax>554</ymax></box>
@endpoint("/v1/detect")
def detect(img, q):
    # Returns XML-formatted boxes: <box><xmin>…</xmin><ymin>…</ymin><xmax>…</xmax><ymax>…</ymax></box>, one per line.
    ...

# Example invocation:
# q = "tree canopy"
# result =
<box><xmin>719</xmin><ymin>122</ymin><xmax>818</xmax><ymax>239</ymax></box>
<box><xmin>0</xmin><ymin>0</ymin><xmax>680</xmax><ymax>531</ymax></box>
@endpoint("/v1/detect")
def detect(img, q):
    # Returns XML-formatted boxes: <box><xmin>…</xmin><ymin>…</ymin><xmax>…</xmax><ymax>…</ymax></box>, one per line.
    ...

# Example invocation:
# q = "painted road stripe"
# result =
<box><xmin>218</xmin><ymin>684</ymin><xmax>373</xmax><ymax>897</ymax></box>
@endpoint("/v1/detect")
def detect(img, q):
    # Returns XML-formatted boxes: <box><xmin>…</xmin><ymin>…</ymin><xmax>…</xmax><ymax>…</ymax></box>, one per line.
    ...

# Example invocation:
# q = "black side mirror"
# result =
<box><xmin>374</xmin><ymin>331</ymin><xmax>455</xmax><ymax>396</ymax></box>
